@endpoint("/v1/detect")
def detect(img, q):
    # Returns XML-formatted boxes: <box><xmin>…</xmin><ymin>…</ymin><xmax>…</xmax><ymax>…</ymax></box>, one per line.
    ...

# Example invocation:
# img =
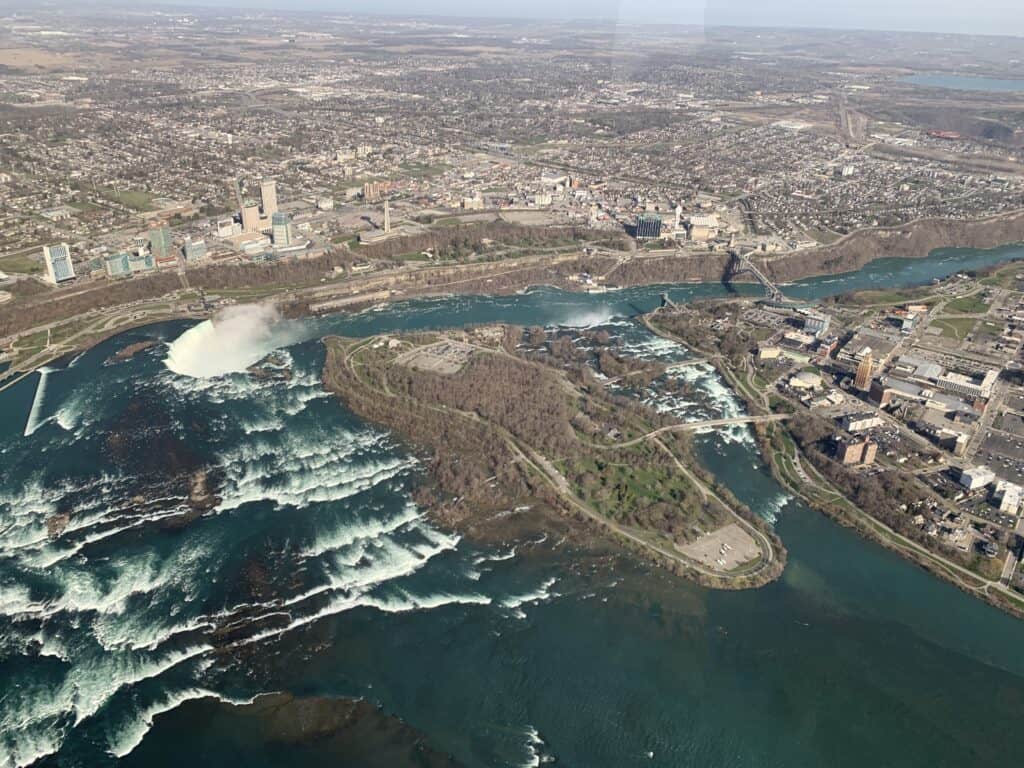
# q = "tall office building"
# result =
<box><xmin>149</xmin><ymin>227</ymin><xmax>173</xmax><ymax>261</ymax></box>
<box><xmin>854</xmin><ymin>352</ymin><xmax>874</xmax><ymax>391</ymax></box>
<box><xmin>242</xmin><ymin>203</ymin><xmax>261</xmax><ymax>233</ymax></box>
<box><xmin>271</xmin><ymin>212</ymin><xmax>293</xmax><ymax>246</ymax></box>
<box><xmin>42</xmin><ymin>243</ymin><xmax>75</xmax><ymax>284</ymax></box>
<box><xmin>383</xmin><ymin>199</ymin><xmax>391</xmax><ymax>233</ymax></box>
<box><xmin>129</xmin><ymin>252</ymin><xmax>155</xmax><ymax>273</ymax></box>
<box><xmin>260</xmin><ymin>179</ymin><xmax>278</xmax><ymax>217</ymax></box>
<box><xmin>635</xmin><ymin>213</ymin><xmax>662</xmax><ymax>240</ymax></box>
<box><xmin>104</xmin><ymin>252</ymin><xmax>132</xmax><ymax>279</ymax></box>
<box><xmin>183</xmin><ymin>237</ymin><xmax>207</xmax><ymax>263</ymax></box>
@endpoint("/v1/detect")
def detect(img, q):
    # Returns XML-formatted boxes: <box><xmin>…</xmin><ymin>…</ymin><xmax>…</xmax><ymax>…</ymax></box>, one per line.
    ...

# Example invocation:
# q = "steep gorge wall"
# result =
<box><xmin>763</xmin><ymin>210</ymin><xmax>1024</xmax><ymax>283</ymax></box>
<box><xmin>611</xmin><ymin>210</ymin><xmax>1024</xmax><ymax>289</ymax></box>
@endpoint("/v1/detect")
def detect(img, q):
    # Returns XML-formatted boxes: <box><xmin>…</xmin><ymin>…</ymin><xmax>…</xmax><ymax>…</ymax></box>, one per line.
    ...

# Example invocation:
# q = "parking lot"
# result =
<box><xmin>977</xmin><ymin>432</ymin><xmax>1024</xmax><ymax>486</ymax></box>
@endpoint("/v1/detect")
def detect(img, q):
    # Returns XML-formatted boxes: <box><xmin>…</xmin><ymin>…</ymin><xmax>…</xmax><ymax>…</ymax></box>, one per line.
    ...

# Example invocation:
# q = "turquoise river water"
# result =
<box><xmin>2</xmin><ymin>244</ymin><xmax>1024</xmax><ymax>767</ymax></box>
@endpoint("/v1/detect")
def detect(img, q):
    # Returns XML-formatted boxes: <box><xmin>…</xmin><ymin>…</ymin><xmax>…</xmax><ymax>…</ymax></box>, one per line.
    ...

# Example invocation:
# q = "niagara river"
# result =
<box><xmin>3</xmin><ymin>245</ymin><xmax>1024</xmax><ymax>767</ymax></box>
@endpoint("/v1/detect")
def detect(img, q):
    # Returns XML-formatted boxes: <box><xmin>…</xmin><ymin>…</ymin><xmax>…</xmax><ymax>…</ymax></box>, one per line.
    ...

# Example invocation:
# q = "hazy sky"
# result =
<box><xmin>137</xmin><ymin>0</ymin><xmax>1024</xmax><ymax>37</ymax></box>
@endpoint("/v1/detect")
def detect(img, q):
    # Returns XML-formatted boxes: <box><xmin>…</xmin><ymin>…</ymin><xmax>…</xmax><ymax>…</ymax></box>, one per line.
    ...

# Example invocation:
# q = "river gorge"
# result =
<box><xmin>2</xmin><ymin>244</ymin><xmax>1024</xmax><ymax>767</ymax></box>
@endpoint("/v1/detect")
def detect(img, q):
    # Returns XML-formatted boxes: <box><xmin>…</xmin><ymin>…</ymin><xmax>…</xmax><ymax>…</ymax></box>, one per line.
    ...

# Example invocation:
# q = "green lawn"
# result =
<box><xmin>803</xmin><ymin>227</ymin><xmax>841</xmax><ymax>245</ymax></box>
<box><xmin>945</xmin><ymin>294</ymin><xmax>989</xmax><ymax>314</ymax></box>
<box><xmin>979</xmin><ymin>261</ymin><xmax>1024</xmax><ymax>289</ymax></box>
<box><xmin>399</xmin><ymin>162</ymin><xmax>450</xmax><ymax>179</ymax></box>
<box><xmin>94</xmin><ymin>187</ymin><xmax>155</xmax><ymax>211</ymax></box>
<box><xmin>69</xmin><ymin>200</ymin><xmax>103</xmax><ymax>213</ymax></box>
<box><xmin>932</xmin><ymin>317</ymin><xmax>977</xmax><ymax>340</ymax></box>
<box><xmin>0</xmin><ymin>251</ymin><xmax>43</xmax><ymax>275</ymax></box>
<box><xmin>16</xmin><ymin>330</ymin><xmax>49</xmax><ymax>350</ymax></box>
<box><xmin>207</xmin><ymin>287</ymin><xmax>292</xmax><ymax>300</ymax></box>
<box><xmin>839</xmin><ymin>287</ymin><xmax>936</xmax><ymax>306</ymax></box>
<box><xmin>568</xmin><ymin>453</ymin><xmax>698</xmax><ymax>522</ymax></box>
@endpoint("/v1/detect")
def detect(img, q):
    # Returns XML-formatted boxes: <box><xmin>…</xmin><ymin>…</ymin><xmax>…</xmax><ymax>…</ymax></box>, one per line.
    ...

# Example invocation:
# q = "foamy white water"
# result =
<box><xmin>164</xmin><ymin>304</ymin><xmax>304</xmax><ymax>378</ymax></box>
<box><xmin>23</xmin><ymin>367</ymin><xmax>52</xmax><ymax>437</ymax></box>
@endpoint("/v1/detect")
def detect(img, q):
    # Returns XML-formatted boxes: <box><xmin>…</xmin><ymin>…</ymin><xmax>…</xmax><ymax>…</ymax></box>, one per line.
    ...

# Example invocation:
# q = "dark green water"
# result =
<box><xmin>1</xmin><ymin>244</ymin><xmax>1023</xmax><ymax>767</ymax></box>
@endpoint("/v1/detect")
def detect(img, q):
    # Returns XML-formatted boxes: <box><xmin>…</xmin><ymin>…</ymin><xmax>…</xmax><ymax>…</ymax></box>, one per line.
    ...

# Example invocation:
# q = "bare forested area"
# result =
<box><xmin>655</xmin><ymin>308</ymin><xmax>757</xmax><ymax>367</ymax></box>
<box><xmin>0</xmin><ymin>273</ymin><xmax>182</xmax><ymax>337</ymax></box>
<box><xmin>388</xmin><ymin>353</ymin><xmax>578</xmax><ymax>456</ymax></box>
<box><xmin>324</xmin><ymin>331</ymin><xmax>746</xmax><ymax>548</ymax></box>
<box><xmin>322</xmin><ymin>337</ymin><xmax>549</xmax><ymax>517</ymax></box>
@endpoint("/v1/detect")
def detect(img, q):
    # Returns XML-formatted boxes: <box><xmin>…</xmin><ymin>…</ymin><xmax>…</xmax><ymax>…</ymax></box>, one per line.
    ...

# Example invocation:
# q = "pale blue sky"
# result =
<box><xmin>110</xmin><ymin>0</ymin><xmax>1024</xmax><ymax>37</ymax></box>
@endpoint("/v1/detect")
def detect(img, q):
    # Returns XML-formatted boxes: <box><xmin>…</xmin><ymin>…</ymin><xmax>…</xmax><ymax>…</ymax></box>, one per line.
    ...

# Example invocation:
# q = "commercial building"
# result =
<box><xmin>260</xmin><ymin>178</ymin><xmax>278</xmax><ymax>217</ymax></box>
<box><xmin>103</xmin><ymin>251</ymin><xmax>132</xmax><ymax>279</ymax></box>
<box><xmin>242</xmin><ymin>203</ymin><xmax>262</xmax><ymax>234</ymax></box>
<box><xmin>149</xmin><ymin>227</ymin><xmax>173</xmax><ymax>263</ymax></box>
<box><xmin>240</xmin><ymin>234</ymin><xmax>272</xmax><ymax>256</ymax></box>
<box><xmin>687</xmin><ymin>214</ymin><xmax>718</xmax><ymax>242</ymax></box>
<box><xmin>934</xmin><ymin>370</ymin><xmax>998</xmax><ymax>400</ymax></box>
<box><xmin>837</xmin><ymin>438</ymin><xmax>878</xmax><ymax>466</ymax></box>
<box><xmin>782</xmin><ymin>330</ymin><xmax>816</xmax><ymax>349</ymax></box>
<box><xmin>363</xmin><ymin>181</ymin><xmax>390</xmax><ymax>203</ymax></box>
<box><xmin>993</xmin><ymin>480</ymin><xmax>1022</xmax><ymax>515</ymax></box>
<box><xmin>128</xmin><ymin>252</ymin><xmax>155</xmax><ymax>273</ymax></box>
<box><xmin>216</xmin><ymin>217</ymin><xmax>236</xmax><ymax>238</ymax></box>
<box><xmin>854</xmin><ymin>352</ymin><xmax>874</xmax><ymax>391</ymax></box>
<box><xmin>802</xmin><ymin>311</ymin><xmax>831</xmax><ymax>338</ymax></box>
<box><xmin>183</xmin><ymin>237</ymin><xmax>207</xmax><ymax>263</ymax></box>
<box><xmin>635</xmin><ymin>213</ymin><xmax>663</xmax><ymax>240</ymax></box>
<box><xmin>959</xmin><ymin>466</ymin><xmax>996</xmax><ymax>491</ymax></box>
<box><xmin>837</xmin><ymin>329</ymin><xmax>899</xmax><ymax>366</ymax></box>
<box><xmin>42</xmin><ymin>243</ymin><xmax>75</xmax><ymax>284</ymax></box>
<box><xmin>789</xmin><ymin>370</ymin><xmax>823</xmax><ymax>390</ymax></box>
<box><xmin>842</xmin><ymin>412</ymin><xmax>883</xmax><ymax>433</ymax></box>
<box><xmin>250</xmin><ymin>249</ymin><xmax>278</xmax><ymax>264</ymax></box>
<box><xmin>271</xmin><ymin>212</ymin><xmax>294</xmax><ymax>246</ymax></box>
<box><xmin>894</xmin><ymin>356</ymin><xmax>998</xmax><ymax>400</ymax></box>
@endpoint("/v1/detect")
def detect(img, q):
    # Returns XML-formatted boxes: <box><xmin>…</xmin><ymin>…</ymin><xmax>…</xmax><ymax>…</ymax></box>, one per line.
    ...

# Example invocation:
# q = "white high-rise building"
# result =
<box><xmin>260</xmin><ymin>179</ymin><xmax>278</xmax><ymax>217</ymax></box>
<box><xmin>242</xmin><ymin>203</ymin><xmax>261</xmax><ymax>234</ymax></box>
<box><xmin>42</xmin><ymin>243</ymin><xmax>75</xmax><ymax>284</ymax></box>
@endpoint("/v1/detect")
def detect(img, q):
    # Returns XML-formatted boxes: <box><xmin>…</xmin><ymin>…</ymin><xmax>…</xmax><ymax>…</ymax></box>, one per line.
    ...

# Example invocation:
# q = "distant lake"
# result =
<box><xmin>902</xmin><ymin>73</ymin><xmax>1024</xmax><ymax>93</ymax></box>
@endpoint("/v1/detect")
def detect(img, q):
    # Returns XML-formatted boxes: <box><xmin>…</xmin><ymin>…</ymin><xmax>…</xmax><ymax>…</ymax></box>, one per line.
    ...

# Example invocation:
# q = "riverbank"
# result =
<box><xmin>0</xmin><ymin>307</ymin><xmax>203</xmax><ymax>393</ymax></box>
<box><xmin>4</xmin><ymin>209</ymin><xmax>1024</xmax><ymax>363</ymax></box>
<box><xmin>641</xmin><ymin>306</ymin><xmax>1024</xmax><ymax>620</ymax></box>
<box><xmin>9</xmin><ymin>251</ymin><xmax>1024</xmax><ymax>767</ymax></box>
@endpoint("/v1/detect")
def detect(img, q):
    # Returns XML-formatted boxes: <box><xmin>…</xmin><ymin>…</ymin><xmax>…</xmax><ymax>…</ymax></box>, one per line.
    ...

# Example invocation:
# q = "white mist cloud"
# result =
<box><xmin>164</xmin><ymin>304</ymin><xmax>302</xmax><ymax>378</ymax></box>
